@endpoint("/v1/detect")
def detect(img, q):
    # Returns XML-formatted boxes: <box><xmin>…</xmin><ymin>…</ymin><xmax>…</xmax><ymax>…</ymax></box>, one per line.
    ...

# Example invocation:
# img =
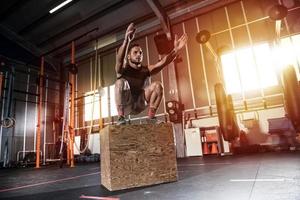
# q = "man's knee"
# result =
<box><xmin>152</xmin><ymin>81</ymin><xmax>163</xmax><ymax>94</ymax></box>
<box><xmin>115</xmin><ymin>78</ymin><xmax>130</xmax><ymax>91</ymax></box>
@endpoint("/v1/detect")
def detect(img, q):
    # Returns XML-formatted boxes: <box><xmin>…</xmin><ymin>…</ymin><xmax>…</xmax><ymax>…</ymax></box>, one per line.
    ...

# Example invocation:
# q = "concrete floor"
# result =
<box><xmin>0</xmin><ymin>152</ymin><xmax>300</xmax><ymax>200</ymax></box>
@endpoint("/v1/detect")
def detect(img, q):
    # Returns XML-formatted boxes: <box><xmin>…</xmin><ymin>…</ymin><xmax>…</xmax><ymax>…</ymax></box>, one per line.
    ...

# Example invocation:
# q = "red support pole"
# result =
<box><xmin>36</xmin><ymin>56</ymin><xmax>44</xmax><ymax>168</ymax></box>
<box><xmin>0</xmin><ymin>73</ymin><xmax>3</xmax><ymax>100</ymax></box>
<box><xmin>69</xmin><ymin>41</ymin><xmax>75</xmax><ymax>167</ymax></box>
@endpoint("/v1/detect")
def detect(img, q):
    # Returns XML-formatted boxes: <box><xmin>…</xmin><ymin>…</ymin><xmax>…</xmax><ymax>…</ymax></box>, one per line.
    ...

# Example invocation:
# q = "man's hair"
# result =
<box><xmin>127</xmin><ymin>43</ymin><xmax>141</xmax><ymax>55</ymax></box>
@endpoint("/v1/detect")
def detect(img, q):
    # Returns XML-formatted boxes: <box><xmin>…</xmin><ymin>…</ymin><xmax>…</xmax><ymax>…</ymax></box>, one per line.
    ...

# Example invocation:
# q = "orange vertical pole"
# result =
<box><xmin>67</xmin><ymin>88</ymin><xmax>70</xmax><ymax>166</ymax></box>
<box><xmin>96</xmin><ymin>41</ymin><xmax>103</xmax><ymax>131</ymax></box>
<box><xmin>67</xmin><ymin>133</ymin><xmax>70</xmax><ymax>165</ymax></box>
<box><xmin>67</xmin><ymin>95</ymin><xmax>70</xmax><ymax>164</ymax></box>
<box><xmin>99</xmin><ymin>98</ymin><xmax>103</xmax><ymax>130</ymax></box>
<box><xmin>36</xmin><ymin>56</ymin><xmax>44</xmax><ymax>168</ymax></box>
<box><xmin>69</xmin><ymin>41</ymin><xmax>75</xmax><ymax>167</ymax></box>
<box><xmin>0</xmin><ymin>73</ymin><xmax>3</xmax><ymax>99</ymax></box>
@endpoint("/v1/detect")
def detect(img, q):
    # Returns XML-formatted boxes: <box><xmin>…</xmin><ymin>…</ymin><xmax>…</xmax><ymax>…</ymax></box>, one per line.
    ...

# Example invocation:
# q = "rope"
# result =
<box><xmin>73</xmin><ymin>89</ymin><xmax>97</xmax><ymax>153</ymax></box>
<box><xmin>1</xmin><ymin>117</ymin><xmax>15</xmax><ymax>128</ymax></box>
<box><xmin>59</xmin><ymin>82</ymin><xmax>70</xmax><ymax>156</ymax></box>
<box><xmin>73</xmin><ymin>39</ymin><xmax>100</xmax><ymax>154</ymax></box>
<box><xmin>74</xmin><ymin>35</ymin><xmax>132</xmax><ymax>154</ymax></box>
<box><xmin>205</xmin><ymin>42</ymin><xmax>223</xmax><ymax>83</ymax></box>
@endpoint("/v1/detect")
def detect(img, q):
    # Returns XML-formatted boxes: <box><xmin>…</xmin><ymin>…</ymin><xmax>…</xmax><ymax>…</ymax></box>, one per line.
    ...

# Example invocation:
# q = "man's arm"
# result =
<box><xmin>115</xmin><ymin>37</ymin><xmax>129</xmax><ymax>74</ymax></box>
<box><xmin>115</xmin><ymin>23</ymin><xmax>136</xmax><ymax>74</ymax></box>
<box><xmin>148</xmin><ymin>34</ymin><xmax>187</xmax><ymax>75</ymax></box>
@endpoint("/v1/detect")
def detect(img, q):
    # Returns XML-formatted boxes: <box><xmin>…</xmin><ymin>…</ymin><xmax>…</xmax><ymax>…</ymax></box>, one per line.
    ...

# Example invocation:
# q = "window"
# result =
<box><xmin>221</xmin><ymin>53</ymin><xmax>242</xmax><ymax>94</ymax></box>
<box><xmin>279</xmin><ymin>35</ymin><xmax>300</xmax><ymax>79</ymax></box>
<box><xmin>109</xmin><ymin>85</ymin><xmax>118</xmax><ymax>116</ymax></box>
<box><xmin>220</xmin><ymin>34</ymin><xmax>300</xmax><ymax>94</ymax></box>
<box><xmin>84</xmin><ymin>86</ymin><xmax>117</xmax><ymax>121</ymax></box>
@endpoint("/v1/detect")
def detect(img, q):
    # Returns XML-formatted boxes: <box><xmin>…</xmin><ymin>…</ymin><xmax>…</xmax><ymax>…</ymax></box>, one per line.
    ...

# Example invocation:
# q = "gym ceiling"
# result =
<box><xmin>0</xmin><ymin>0</ymin><xmax>231</xmax><ymax>69</ymax></box>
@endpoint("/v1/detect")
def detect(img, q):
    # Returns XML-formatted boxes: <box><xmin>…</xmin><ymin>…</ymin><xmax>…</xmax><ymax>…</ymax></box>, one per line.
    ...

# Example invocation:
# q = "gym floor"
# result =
<box><xmin>0</xmin><ymin>152</ymin><xmax>299</xmax><ymax>200</ymax></box>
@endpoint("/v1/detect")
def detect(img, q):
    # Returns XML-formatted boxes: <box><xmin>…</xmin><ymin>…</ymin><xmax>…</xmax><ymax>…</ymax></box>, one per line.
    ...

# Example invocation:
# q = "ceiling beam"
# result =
<box><xmin>18</xmin><ymin>0</ymin><xmax>81</xmax><ymax>35</ymax></box>
<box><xmin>146</xmin><ymin>0</ymin><xmax>171</xmax><ymax>39</ymax></box>
<box><xmin>0</xmin><ymin>0</ymin><xmax>29</xmax><ymax>22</ymax></box>
<box><xmin>55</xmin><ymin>0</ymin><xmax>211</xmax><ymax>59</ymax></box>
<box><xmin>0</xmin><ymin>24</ymin><xmax>58</xmax><ymax>71</ymax></box>
<box><xmin>42</xmin><ymin>27</ymin><xmax>98</xmax><ymax>56</ymax></box>
<box><xmin>37</xmin><ymin>0</ymin><xmax>134</xmax><ymax>48</ymax></box>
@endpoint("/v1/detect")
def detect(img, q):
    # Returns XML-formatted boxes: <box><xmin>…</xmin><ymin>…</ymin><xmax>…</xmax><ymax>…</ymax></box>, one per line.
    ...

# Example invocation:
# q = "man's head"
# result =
<box><xmin>127</xmin><ymin>44</ymin><xmax>143</xmax><ymax>67</ymax></box>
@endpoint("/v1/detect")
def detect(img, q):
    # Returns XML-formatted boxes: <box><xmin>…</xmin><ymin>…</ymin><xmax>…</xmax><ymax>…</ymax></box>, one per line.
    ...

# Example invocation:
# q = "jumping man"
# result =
<box><xmin>115</xmin><ymin>23</ymin><xmax>187</xmax><ymax>125</ymax></box>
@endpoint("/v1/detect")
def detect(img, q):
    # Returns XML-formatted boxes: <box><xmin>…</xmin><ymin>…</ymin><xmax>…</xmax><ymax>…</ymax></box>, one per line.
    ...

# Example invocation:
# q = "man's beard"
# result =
<box><xmin>130</xmin><ymin>59</ymin><xmax>141</xmax><ymax>66</ymax></box>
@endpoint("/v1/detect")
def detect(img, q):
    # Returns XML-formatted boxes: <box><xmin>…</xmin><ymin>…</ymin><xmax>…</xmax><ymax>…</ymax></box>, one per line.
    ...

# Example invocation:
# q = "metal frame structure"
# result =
<box><xmin>36</xmin><ymin>56</ymin><xmax>44</xmax><ymax>168</ymax></box>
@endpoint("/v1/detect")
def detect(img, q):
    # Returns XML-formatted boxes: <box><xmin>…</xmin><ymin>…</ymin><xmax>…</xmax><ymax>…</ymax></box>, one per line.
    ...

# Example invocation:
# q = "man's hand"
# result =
<box><xmin>148</xmin><ymin>33</ymin><xmax>187</xmax><ymax>75</ymax></box>
<box><xmin>125</xmin><ymin>23</ymin><xmax>136</xmax><ymax>41</ymax></box>
<box><xmin>174</xmin><ymin>33</ymin><xmax>188</xmax><ymax>53</ymax></box>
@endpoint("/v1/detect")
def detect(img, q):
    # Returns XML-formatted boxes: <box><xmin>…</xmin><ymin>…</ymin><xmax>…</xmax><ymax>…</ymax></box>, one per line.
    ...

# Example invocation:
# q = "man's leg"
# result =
<box><xmin>115</xmin><ymin>78</ymin><xmax>131</xmax><ymax>124</ymax></box>
<box><xmin>144</xmin><ymin>81</ymin><xmax>163</xmax><ymax>119</ymax></box>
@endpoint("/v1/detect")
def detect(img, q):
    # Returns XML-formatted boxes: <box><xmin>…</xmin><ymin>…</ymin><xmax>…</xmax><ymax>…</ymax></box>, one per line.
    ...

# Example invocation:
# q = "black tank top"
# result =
<box><xmin>118</xmin><ymin>65</ymin><xmax>150</xmax><ymax>96</ymax></box>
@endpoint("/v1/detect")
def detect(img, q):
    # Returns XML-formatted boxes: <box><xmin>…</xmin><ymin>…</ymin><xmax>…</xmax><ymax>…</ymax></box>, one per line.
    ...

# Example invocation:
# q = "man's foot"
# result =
<box><xmin>116</xmin><ymin>116</ymin><xmax>126</xmax><ymax>125</ymax></box>
<box><xmin>146</xmin><ymin>117</ymin><xmax>164</xmax><ymax>124</ymax></box>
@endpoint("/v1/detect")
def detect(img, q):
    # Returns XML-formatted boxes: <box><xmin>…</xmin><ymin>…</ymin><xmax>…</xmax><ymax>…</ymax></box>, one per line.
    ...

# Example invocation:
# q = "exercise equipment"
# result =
<box><xmin>195</xmin><ymin>29</ymin><xmax>222</xmax><ymax>82</ymax></box>
<box><xmin>268</xmin><ymin>4</ymin><xmax>300</xmax><ymax>132</ymax></box>
<box><xmin>195</xmin><ymin>30</ymin><xmax>210</xmax><ymax>44</ymax></box>
<box><xmin>165</xmin><ymin>100</ymin><xmax>183</xmax><ymax>123</ymax></box>
<box><xmin>1</xmin><ymin>66</ymin><xmax>16</xmax><ymax>167</ymax></box>
<box><xmin>66</xmin><ymin>63</ymin><xmax>78</xmax><ymax>74</ymax></box>
<box><xmin>196</xmin><ymin>30</ymin><xmax>239</xmax><ymax>142</ymax></box>
<box><xmin>73</xmin><ymin>39</ymin><xmax>103</xmax><ymax>155</ymax></box>
<box><xmin>1</xmin><ymin>117</ymin><xmax>15</xmax><ymax>128</ymax></box>
<box><xmin>154</xmin><ymin>33</ymin><xmax>174</xmax><ymax>55</ymax></box>
<box><xmin>215</xmin><ymin>83</ymin><xmax>239</xmax><ymax>142</ymax></box>
<box><xmin>268</xmin><ymin>4</ymin><xmax>288</xmax><ymax>21</ymax></box>
<box><xmin>59</xmin><ymin>82</ymin><xmax>70</xmax><ymax>161</ymax></box>
<box><xmin>195</xmin><ymin>29</ymin><xmax>218</xmax><ymax>116</ymax></box>
<box><xmin>281</xmin><ymin>65</ymin><xmax>300</xmax><ymax>132</ymax></box>
<box><xmin>268</xmin><ymin>4</ymin><xmax>288</xmax><ymax>42</ymax></box>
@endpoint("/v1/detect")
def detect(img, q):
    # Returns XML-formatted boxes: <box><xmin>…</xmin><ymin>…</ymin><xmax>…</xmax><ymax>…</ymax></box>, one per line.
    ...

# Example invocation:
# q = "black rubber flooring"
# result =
<box><xmin>1</xmin><ymin>152</ymin><xmax>300</xmax><ymax>200</ymax></box>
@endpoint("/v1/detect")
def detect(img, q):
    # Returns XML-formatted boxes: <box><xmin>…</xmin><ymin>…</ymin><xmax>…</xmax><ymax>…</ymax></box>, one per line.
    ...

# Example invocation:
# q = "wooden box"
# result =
<box><xmin>100</xmin><ymin>123</ymin><xmax>177</xmax><ymax>191</ymax></box>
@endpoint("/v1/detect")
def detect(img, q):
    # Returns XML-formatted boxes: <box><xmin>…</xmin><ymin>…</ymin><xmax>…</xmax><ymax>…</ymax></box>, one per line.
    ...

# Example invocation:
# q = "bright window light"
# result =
<box><xmin>236</xmin><ymin>48</ymin><xmax>260</xmax><ymax>91</ymax></box>
<box><xmin>49</xmin><ymin>0</ymin><xmax>73</xmax><ymax>14</ymax></box>
<box><xmin>109</xmin><ymin>85</ymin><xmax>118</xmax><ymax>117</ymax></box>
<box><xmin>274</xmin><ymin>39</ymin><xmax>297</xmax><ymax>70</ymax></box>
<box><xmin>84</xmin><ymin>91</ymin><xmax>100</xmax><ymax>122</ymax></box>
<box><xmin>101</xmin><ymin>87</ymin><xmax>109</xmax><ymax>118</ymax></box>
<box><xmin>280</xmin><ymin>35</ymin><xmax>300</xmax><ymax>80</ymax></box>
<box><xmin>84</xmin><ymin>85</ymin><xmax>117</xmax><ymax>121</ymax></box>
<box><xmin>253</xmin><ymin>44</ymin><xmax>278</xmax><ymax>87</ymax></box>
<box><xmin>85</xmin><ymin>88</ymin><xmax>111</xmax><ymax>122</ymax></box>
<box><xmin>221</xmin><ymin>34</ymin><xmax>300</xmax><ymax>95</ymax></box>
<box><xmin>291</xmin><ymin>35</ymin><xmax>300</xmax><ymax>67</ymax></box>
<box><xmin>221</xmin><ymin>53</ymin><xmax>241</xmax><ymax>93</ymax></box>
<box><xmin>221</xmin><ymin>43</ymin><xmax>278</xmax><ymax>94</ymax></box>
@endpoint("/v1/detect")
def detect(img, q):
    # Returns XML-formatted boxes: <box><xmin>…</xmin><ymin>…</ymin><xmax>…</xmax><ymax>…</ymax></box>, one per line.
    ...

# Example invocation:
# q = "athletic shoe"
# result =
<box><xmin>146</xmin><ymin>117</ymin><xmax>164</xmax><ymax>124</ymax></box>
<box><xmin>116</xmin><ymin>116</ymin><xmax>127</xmax><ymax>125</ymax></box>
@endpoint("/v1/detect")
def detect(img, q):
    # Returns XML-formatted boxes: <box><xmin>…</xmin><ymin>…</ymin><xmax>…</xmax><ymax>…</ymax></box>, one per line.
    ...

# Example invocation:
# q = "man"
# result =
<box><xmin>115</xmin><ymin>23</ymin><xmax>187</xmax><ymax>125</ymax></box>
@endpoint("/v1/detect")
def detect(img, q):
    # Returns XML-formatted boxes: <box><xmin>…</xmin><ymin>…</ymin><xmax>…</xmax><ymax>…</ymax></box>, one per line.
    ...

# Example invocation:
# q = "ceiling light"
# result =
<box><xmin>49</xmin><ymin>0</ymin><xmax>73</xmax><ymax>14</ymax></box>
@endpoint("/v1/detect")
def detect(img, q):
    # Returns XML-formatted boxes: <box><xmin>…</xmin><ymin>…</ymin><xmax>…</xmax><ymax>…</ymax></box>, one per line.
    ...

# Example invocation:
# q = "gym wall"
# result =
<box><xmin>75</xmin><ymin>0</ymin><xmax>300</xmax><ymax>134</ymax></box>
<box><xmin>0</xmin><ymin>63</ymin><xmax>60</xmax><ymax>163</ymax></box>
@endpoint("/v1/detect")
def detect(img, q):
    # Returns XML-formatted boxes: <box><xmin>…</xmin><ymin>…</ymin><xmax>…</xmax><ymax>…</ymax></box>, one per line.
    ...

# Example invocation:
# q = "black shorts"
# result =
<box><xmin>115</xmin><ymin>78</ymin><xmax>147</xmax><ymax>115</ymax></box>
